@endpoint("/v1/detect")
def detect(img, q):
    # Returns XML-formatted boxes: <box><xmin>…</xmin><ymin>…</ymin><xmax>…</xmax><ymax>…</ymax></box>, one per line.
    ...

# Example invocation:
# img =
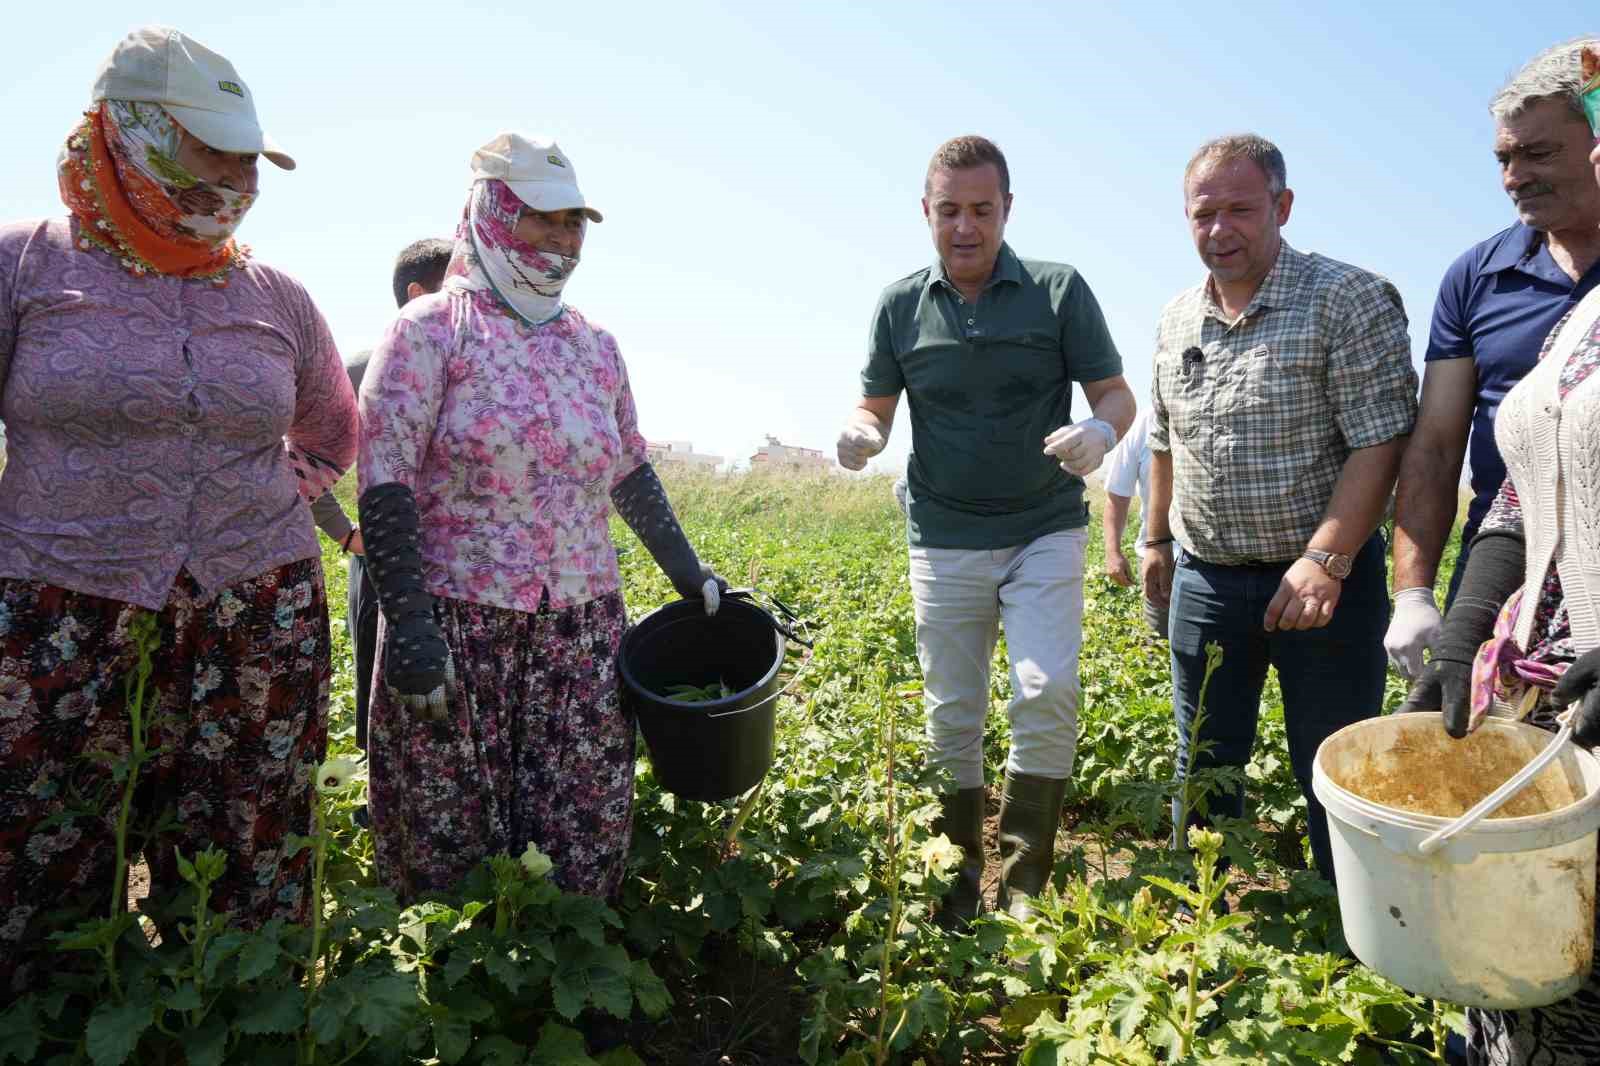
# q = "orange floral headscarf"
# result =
<box><xmin>57</xmin><ymin>102</ymin><xmax>250</xmax><ymax>282</ymax></box>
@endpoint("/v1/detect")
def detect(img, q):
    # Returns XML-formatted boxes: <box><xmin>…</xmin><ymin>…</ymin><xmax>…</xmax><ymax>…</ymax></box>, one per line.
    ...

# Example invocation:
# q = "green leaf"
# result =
<box><xmin>166</xmin><ymin>982</ymin><xmax>202</xmax><ymax>1012</ymax></box>
<box><xmin>86</xmin><ymin>1000</ymin><xmax>151</xmax><ymax>1066</ymax></box>
<box><xmin>594</xmin><ymin>1050</ymin><xmax>646</xmax><ymax>1066</ymax></box>
<box><xmin>202</xmin><ymin>930</ymin><xmax>249</xmax><ymax>981</ymax></box>
<box><xmin>235</xmin><ymin>983</ymin><xmax>304</xmax><ymax>1036</ymax></box>
<box><xmin>484</xmin><ymin>948</ymin><xmax>530</xmax><ymax>996</ymax></box>
<box><xmin>182</xmin><ymin>1017</ymin><xmax>229</xmax><ymax>1066</ymax></box>
<box><xmin>467</xmin><ymin>1034</ymin><xmax>527</xmax><ymax>1066</ymax></box>
<box><xmin>0</xmin><ymin>998</ymin><xmax>41</xmax><ymax>1065</ymax></box>
<box><xmin>348</xmin><ymin>972</ymin><xmax>420</xmax><ymax>1038</ymax></box>
<box><xmin>531</xmin><ymin>1021</ymin><xmax>595</xmax><ymax>1065</ymax></box>
<box><xmin>236</xmin><ymin>923</ymin><xmax>284</xmax><ymax>981</ymax></box>
<box><xmin>628</xmin><ymin>959</ymin><xmax>672</xmax><ymax>1019</ymax></box>
<box><xmin>433</xmin><ymin>1014</ymin><xmax>474</xmax><ymax>1064</ymax></box>
<box><xmin>552</xmin><ymin>941</ymin><xmax>633</xmax><ymax>1021</ymax></box>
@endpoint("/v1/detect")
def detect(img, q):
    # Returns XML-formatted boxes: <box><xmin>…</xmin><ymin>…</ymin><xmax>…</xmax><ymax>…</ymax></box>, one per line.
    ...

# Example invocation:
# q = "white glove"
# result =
<box><xmin>836</xmin><ymin>419</ymin><xmax>886</xmax><ymax>471</ymax></box>
<box><xmin>1385</xmin><ymin>586</ymin><xmax>1442</xmax><ymax>681</ymax></box>
<box><xmin>1043</xmin><ymin>419</ymin><xmax>1116</xmax><ymax>476</ymax></box>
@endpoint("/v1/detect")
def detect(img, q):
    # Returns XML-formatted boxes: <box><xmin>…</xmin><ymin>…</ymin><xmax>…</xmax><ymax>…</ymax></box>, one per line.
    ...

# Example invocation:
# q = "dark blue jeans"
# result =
<box><xmin>1168</xmin><ymin>533</ymin><xmax>1388</xmax><ymax>880</ymax></box>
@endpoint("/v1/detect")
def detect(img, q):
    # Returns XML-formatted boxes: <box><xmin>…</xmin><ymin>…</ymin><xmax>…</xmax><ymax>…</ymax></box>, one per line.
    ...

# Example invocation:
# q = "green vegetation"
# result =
<box><xmin>0</xmin><ymin>470</ymin><xmax>1467</xmax><ymax>1064</ymax></box>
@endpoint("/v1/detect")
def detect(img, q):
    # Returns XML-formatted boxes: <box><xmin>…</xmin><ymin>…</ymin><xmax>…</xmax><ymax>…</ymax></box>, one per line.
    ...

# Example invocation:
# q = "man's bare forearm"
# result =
<box><xmin>1103</xmin><ymin>492</ymin><xmax>1132</xmax><ymax>555</ymax></box>
<box><xmin>1391</xmin><ymin>438</ymin><xmax>1467</xmax><ymax>590</ymax></box>
<box><xmin>1147</xmin><ymin>451</ymin><xmax>1173</xmax><ymax>540</ymax></box>
<box><xmin>1307</xmin><ymin>439</ymin><xmax>1407</xmax><ymax>557</ymax></box>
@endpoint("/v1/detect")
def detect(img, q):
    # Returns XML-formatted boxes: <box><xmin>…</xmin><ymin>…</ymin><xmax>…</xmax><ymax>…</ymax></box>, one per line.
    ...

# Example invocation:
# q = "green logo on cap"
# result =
<box><xmin>218</xmin><ymin>80</ymin><xmax>244</xmax><ymax>97</ymax></box>
<box><xmin>547</xmin><ymin>154</ymin><xmax>566</xmax><ymax>167</ymax></box>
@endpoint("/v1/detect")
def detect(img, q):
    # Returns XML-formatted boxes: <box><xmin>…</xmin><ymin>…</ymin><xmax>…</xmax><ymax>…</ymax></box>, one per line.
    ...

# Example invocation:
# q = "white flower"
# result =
<box><xmin>315</xmin><ymin>756</ymin><xmax>361</xmax><ymax>795</ymax></box>
<box><xmin>919</xmin><ymin>833</ymin><xmax>964</xmax><ymax>877</ymax></box>
<box><xmin>519</xmin><ymin>842</ymin><xmax>554</xmax><ymax>879</ymax></box>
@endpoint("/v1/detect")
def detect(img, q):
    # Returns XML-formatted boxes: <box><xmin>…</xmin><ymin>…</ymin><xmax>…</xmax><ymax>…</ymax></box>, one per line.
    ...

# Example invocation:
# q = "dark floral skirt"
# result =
<box><xmin>367</xmin><ymin>591</ymin><xmax>632</xmax><ymax>900</ymax></box>
<box><xmin>0</xmin><ymin>561</ymin><xmax>330</xmax><ymax>999</ymax></box>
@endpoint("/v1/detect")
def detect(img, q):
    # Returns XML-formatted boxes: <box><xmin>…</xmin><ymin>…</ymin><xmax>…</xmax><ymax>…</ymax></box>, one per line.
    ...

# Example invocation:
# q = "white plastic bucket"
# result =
<box><xmin>1312</xmin><ymin>712</ymin><xmax>1600</xmax><ymax>1009</ymax></box>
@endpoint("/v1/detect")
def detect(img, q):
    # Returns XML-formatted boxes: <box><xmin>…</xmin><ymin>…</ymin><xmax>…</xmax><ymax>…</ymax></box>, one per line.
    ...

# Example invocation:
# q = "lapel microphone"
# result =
<box><xmin>1181</xmin><ymin>346</ymin><xmax>1204</xmax><ymax>377</ymax></box>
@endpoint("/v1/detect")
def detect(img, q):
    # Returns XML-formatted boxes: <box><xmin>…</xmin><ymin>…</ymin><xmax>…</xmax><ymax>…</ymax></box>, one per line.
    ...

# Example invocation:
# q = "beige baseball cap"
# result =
<box><xmin>471</xmin><ymin>132</ymin><xmax>602</xmax><ymax>222</ymax></box>
<box><xmin>91</xmin><ymin>26</ymin><xmax>295</xmax><ymax>170</ymax></box>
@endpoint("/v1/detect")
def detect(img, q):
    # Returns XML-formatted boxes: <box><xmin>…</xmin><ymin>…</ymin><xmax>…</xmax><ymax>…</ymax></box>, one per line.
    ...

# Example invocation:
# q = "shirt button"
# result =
<box><xmin>181</xmin><ymin>425</ymin><xmax>195</xmax><ymax>437</ymax></box>
<box><xmin>966</xmin><ymin>318</ymin><xmax>975</xmax><ymax>325</ymax></box>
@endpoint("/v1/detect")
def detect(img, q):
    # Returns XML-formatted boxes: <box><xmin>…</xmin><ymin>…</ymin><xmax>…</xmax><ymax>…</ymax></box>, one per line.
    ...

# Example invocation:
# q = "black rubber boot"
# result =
<box><xmin>932</xmin><ymin>787</ymin><xmax>985</xmax><ymax>931</ymax></box>
<box><xmin>996</xmin><ymin>771</ymin><xmax>1069</xmax><ymax>920</ymax></box>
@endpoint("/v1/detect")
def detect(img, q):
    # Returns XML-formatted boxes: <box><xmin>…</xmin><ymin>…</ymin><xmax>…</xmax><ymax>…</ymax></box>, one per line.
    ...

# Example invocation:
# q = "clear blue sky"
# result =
<box><xmin>2</xmin><ymin>1</ymin><xmax>1593</xmax><ymax>472</ymax></box>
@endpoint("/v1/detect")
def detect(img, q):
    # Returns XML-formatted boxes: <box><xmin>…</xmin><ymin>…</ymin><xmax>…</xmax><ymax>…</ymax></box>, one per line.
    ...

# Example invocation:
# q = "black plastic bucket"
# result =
<box><xmin>619</xmin><ymin>593</ymin><xmax>793</xmax><ymax>802</ymax></box>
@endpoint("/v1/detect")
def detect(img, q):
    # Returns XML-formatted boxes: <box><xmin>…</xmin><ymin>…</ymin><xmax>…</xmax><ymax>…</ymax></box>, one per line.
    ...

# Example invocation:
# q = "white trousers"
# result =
<box><xmin>908</xmin><ymin>529</ymin><xmax>1086</xmax><ymax>789</ymax></box>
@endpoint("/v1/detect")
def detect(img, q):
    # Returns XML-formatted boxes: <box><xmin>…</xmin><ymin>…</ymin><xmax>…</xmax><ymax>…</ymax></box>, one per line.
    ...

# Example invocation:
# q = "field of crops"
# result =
<box><xmin>2</xmin><ymin>470</ymin><xmax>1465</xmax><ymax>1065</ymax></box>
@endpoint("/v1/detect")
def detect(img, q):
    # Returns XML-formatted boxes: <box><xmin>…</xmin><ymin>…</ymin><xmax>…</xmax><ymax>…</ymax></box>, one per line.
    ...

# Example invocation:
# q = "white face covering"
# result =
<box><xmin>445</xmin><ymin>179</ymin><xmax>582</xmax><ymax>326</ymax></box>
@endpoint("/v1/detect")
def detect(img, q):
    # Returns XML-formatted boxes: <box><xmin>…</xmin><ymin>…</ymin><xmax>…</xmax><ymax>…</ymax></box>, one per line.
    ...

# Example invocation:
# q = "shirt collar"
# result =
<box><xmin>1201</xmin><ymin>240</ymin><xmax>1306</xmax><ymax>322</ymax></box>
<box><xmin>927</xmin><ymin>241</ymin><xmax>1023</xmax><ymax>293</ymax></box>
<box><xmin>1482</xmin><ymin>220</ymin><xmax>1550</xmax><ymax>276</ymax></box>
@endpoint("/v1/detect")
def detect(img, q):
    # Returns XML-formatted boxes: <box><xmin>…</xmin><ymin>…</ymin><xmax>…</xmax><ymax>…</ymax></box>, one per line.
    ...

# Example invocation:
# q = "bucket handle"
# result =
<box><xmin>1415</xmin><ymin>716</ymin><xmax>1574</xmax><ymax>857</ymax></box>
<box><xmin>703</xmin><ymin>595</ymin><xmax>817</xmax><ymax>720</ymax></box>
<box><xmin>724</xmin><ymin>587</ymin><xmax>815</xmax><ymax>649</ymax></box>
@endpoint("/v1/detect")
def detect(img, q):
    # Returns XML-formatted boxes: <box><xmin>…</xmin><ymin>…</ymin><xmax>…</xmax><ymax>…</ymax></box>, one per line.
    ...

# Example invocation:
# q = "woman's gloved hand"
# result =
<box><xmin>611</xmin><ymin>463</ymin><xmax>727</xmax><ymax>615</ymax></box>
<box><xmin>1551</xmin><ymin>647</ymin><xmax>1600</xmax><ymax>747</ymax></box>
<box><xmin>360</xmin><ymin>481</ymin><xmax>456</xmax><ymax>721</ymax></box>
<box><xmin>1398</xmin><ymin>657</ymin><xmax>1474</xmax><ymax>737</ymax></box>
<box><xmin>384</xmin><ymin>617</ymin><xmax>455</xmax><ymax>721</ymax></box>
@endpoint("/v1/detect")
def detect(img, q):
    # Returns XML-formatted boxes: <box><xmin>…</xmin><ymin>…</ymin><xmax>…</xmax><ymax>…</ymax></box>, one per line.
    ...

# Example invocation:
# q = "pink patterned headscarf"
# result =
<box><xmin>442</xmin><ymin>179</ymin><xmax>581</xmax><ymax>326</ymax></box>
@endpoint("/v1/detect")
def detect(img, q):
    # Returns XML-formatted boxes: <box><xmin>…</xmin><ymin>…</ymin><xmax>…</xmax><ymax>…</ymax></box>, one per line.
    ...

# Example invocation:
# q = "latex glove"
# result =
<box><xmin>384</xmin><ymin>618</ymin><xmax>456</xmax><ymax>722</ymax></box>
<box><xmin>1384</xmin><ymin>586</ymin><xmax>1441</xmax><ymax>681</ymax></box>
<box><xmin>668</xmin><ymin>562</ymin><xmax>729</xmax><ymax>616</ymax></box>
<box><xmin>1397</xmin><ymin>657</ymin><xmax>1473</xmax><ymax>737</ymax></box>
<box><xmin>837</xmin><ymin>419</ymin><xmax>886</xmax><ymax>471</ymax></box>
<box><xmin>1106</xmin><ymin>549</ymin><xmax>1134</xmax><ymax>587</ymax></box>
<box><xmin>1042</xmin><ymin>419</ymin><xmax>1116</xmax><ymax>476</ymax></box>
<box><xmin>1551</xmin><ymin>647</ymin><xmax>1600</xmax><ymax>747</ymax></box>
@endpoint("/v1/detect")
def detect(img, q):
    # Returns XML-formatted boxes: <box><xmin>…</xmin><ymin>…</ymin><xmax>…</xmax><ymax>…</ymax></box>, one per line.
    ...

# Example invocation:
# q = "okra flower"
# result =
<box><xmin>315</xmin><ymin>757</ymin><xmax>362</xmax><ymax>795</ymax></box>
<box><xmin>918</xmin><ymin>832</ymin><xmax>963</xmax><ymax>877</ymax></box>
<box><xmin>520</xmin><ymin>842</ymin><xmax>554</xmax><ymax>879</ymax></box>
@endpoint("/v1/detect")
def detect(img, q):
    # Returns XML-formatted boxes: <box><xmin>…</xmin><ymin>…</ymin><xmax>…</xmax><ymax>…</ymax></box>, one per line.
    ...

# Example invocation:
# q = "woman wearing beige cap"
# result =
<box><xmin>0</xmin><ymin>26</ymin><xmax>356</xmax><ymax>998</ymax></box>
<box><xmin>356</xmin><ymin>131</ymin><xmax>724</xmax><ymax>900</ymax></box>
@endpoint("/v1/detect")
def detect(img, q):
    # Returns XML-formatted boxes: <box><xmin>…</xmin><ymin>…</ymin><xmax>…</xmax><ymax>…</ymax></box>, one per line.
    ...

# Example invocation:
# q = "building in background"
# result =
<box><xmin>750</xmin><ymin>435</ymin><xmax>831</xmax><ymax>473</ymax></box>
<box><xmin>646</xmin><ymin>440</ymin><xmax>724</xmax><ymax>472</ymax></box>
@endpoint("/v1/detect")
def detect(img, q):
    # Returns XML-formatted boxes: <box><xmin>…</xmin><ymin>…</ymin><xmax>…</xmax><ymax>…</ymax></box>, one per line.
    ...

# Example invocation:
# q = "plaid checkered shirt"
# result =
<box><xmin>1149</xmin><ymin>242</ymin><xmax>1418</xmax><ymax>564</ymax></box>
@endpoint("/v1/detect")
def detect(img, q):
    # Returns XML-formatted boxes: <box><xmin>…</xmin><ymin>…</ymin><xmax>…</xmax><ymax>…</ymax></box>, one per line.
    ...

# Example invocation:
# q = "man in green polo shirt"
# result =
<box><xmin>837</xmin><ymin>135</ymin><xmax>1134</xmax><ymax>924</ymax></box>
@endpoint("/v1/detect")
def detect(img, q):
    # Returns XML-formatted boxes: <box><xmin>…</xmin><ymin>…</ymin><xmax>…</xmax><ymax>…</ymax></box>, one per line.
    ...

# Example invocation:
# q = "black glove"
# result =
<box><xmin>358</xmin><ymin>482</ymin><xmax>453</xmax><ymax>719</ymax></box>
<box><xmin>1551</xmin><ymin>648</ymin><xmax>1600</xmax><ymax>748</ymax></box>
<box><xmin>1397</xmin><ymin>529</ymin><xmax>1524</xmax><ymax>738</ymax></box>
<box><xmin>1398</xmin><ymin>658</ymin><xmax>1474</xmax><ymax>736</ymax></box>
<box><xmin>610</xmin><ymin>463</ymin><xmax>728</xmax><ymax>612</ymax></box>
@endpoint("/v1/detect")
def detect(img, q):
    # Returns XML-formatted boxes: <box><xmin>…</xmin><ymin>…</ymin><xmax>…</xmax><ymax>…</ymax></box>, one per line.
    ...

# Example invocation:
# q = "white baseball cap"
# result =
<box><xmin>470</xmin><ymin>132</ymin><xmax>602</xmax><ymax>222</ymax></box>
<box><xmin>91</xmin><ymin>26</ymin><xmax>295</xmax><ymax>170</ymax></box>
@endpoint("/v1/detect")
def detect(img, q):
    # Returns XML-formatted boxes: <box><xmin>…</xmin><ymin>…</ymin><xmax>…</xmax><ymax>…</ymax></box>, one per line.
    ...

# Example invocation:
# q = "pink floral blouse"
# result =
<box><xmin>358</xmin><ymin>287</ymin><xmax>648</xmax><ymax>612</ymax></box>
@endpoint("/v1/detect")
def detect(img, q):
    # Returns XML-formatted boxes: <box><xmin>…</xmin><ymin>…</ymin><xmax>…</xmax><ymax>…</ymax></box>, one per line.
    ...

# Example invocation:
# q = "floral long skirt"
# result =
<box><xmin>0</xmin><ymin>561</ymin><xmax>330</xmax><ymax>999</ymax></box>
<box><xmin>367</xmin><ymin>591</ymin><xmax>632</xmax><ymax>901</ymax></box>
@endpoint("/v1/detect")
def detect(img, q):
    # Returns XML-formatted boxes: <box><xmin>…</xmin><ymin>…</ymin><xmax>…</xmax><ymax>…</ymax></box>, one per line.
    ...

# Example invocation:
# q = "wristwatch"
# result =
<box><xmin>1301</xmin><ymin>548</ymin><xmax>1352</xmax><ymax>580</ymax></box>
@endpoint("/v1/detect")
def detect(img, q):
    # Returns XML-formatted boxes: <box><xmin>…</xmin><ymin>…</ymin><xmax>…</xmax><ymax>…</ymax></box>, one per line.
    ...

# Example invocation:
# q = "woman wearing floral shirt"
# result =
<box><xmin>1402</xmin><ymin>48</ymin><xmax>1600</xmax><ymax>1064</ymax></box>
<box><xmin>0</xmin><ymin>27</ymin><xmax>357</xmax><ymax>1000</ymax></box>
<box><xmin>358</xmin><ymin>132</ymin><xmax>723</xmax><ymax>900</ymax></box>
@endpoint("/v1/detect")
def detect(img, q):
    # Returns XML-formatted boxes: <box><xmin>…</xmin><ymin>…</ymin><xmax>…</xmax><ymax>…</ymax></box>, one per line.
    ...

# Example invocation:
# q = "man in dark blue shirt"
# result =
<box><xmin>1386</xmin><ymin>38</ymin><xmax>1600</xmax><ymax>680</ymax></box>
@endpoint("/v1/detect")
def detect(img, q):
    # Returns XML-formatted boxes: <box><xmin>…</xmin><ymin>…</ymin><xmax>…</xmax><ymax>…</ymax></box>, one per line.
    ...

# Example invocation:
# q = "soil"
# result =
<box><xmin>1330</xmin><ymin>725</ymin><xmax>1579</xmax><ymax>819</ymax></box>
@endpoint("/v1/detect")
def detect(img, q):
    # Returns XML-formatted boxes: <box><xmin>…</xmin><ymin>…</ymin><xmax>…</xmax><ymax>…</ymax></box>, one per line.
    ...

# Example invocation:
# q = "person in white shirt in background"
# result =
<box><xmin>1100</xmin><ymin>407</ymin><xmax>1167</xmax><ymax>639</ymax></box>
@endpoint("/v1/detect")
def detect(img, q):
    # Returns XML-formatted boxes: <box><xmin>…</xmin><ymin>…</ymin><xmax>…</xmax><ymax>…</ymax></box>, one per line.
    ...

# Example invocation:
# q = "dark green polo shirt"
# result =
<box><xmin>861</xmin><ymin>243</ymin><xmax>1123</xmax><ymax>549</ymax></box>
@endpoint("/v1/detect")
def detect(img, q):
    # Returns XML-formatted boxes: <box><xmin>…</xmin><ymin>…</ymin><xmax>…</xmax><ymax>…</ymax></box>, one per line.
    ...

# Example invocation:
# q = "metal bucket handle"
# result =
<box><xmin>703</xmin><ymin>588</ymin><xmax>816</xmax><ymax>719</ymax></box>
<box><xmin>723</xmin><ymin>587</ymin><xmax>815</xmax><ymax>649</ymax></box>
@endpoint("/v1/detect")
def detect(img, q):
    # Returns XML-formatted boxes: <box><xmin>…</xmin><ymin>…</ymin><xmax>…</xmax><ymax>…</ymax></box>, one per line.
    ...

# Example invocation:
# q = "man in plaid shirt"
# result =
<box><xmin>1140</xmin><ymin>134</ymin><xmax>1418</xmax><ymax>881</ymax></box>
